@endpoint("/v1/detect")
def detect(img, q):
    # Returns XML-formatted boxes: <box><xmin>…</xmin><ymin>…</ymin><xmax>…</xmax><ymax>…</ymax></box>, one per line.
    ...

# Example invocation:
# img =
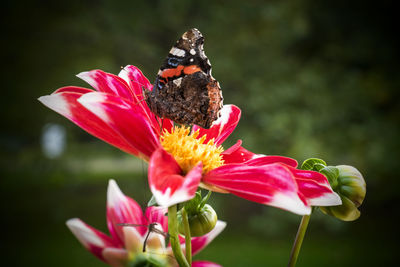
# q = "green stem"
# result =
<box><xmin>288</xmin><ymin>214</ymin><xmax>311</xmax><ymax>267</ymax></box>
<box><xmin>168</xmin><ymin>205</ymin><xmax>190</xmax><ymax>267</ymax></box>
<box><xmin>182</xmin><ymin>207</ymin><xmax>192</xmax><ymax>266</ymax></box>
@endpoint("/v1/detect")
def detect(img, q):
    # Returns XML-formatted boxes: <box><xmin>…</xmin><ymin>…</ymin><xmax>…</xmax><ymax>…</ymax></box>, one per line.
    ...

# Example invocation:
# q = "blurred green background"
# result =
<box><xmin>1</xmin><ymin>0</ymin><xmax>398</xmax><ymax>266</ymax></box>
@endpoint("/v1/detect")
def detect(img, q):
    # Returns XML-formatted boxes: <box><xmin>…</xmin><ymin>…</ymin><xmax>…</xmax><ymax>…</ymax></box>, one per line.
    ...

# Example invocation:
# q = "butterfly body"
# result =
<box><xmin>145</xmin><ymin>28</ymin><xmax>223</xmax><ymax>129</ymax></box>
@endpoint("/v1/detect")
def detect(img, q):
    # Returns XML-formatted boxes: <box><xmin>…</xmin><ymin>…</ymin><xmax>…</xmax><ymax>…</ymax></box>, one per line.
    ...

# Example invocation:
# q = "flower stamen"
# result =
<box><xmin>161</xmin><ymin>126</ymin><xmax>224</xmax><ymax>174</ymax></box>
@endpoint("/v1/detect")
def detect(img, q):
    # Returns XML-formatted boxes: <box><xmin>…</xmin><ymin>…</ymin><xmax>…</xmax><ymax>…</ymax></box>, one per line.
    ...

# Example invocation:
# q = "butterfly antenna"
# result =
<box><xmin>142</xmin><ymin>228</ymin><xmax>152</xmax><ymax>253</ymax></box>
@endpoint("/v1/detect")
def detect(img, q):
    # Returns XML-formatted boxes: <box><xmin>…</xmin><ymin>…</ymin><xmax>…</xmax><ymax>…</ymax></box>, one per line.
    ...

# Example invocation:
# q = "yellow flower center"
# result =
<box><xmin>161</xmin><ymin>126</ymin><xmax>224</xmax><ymax>174</ymax></box>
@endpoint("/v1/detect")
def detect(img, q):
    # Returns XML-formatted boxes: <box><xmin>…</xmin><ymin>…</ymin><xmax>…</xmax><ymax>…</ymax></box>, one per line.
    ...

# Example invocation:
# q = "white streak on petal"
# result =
<box><xmin>151</xmin><ymin>186</ymin><xmax>192</xmax><ymax>208</ymax></box>
<box><xmin>269</xmin><ymin>193</ymin><xmax>311</xmax><ymax>215</ymax></box>
<box><xmin>308</xmin><ymin>191</ymin><xmax>342</xmax><ymax>206</ymax></box>
<box><xmin>205</xmin><ymin>220</ymin><xmax>226</xmax><ymax>243</ymax></box>
<box><xmin>77</xmin><ymin>93</ymin><xmax>110</xmax><ymax>124</ymax></box>
<box><xmin>211</xmin><ymin>105</ymin><xmax>232</xmax><ymax>130</ymax></box>
<box><xmin>107</xmin><ymin>179</ymin><xmax>126</xmax><ymax>208</ymax></box>
<box><xmin>38</xmin><ymin>94</ymin><xmax>72</xmax><ymax>118</ymax></box>
<box><xmin>66</xmin><ymin>218</ymin><xmax>104</xmax><ymax>247</ymax></box>
<box><xmin>77</xmin><ymin>71</ymin><xmax>97</xmax><ymax>88</ymax></box>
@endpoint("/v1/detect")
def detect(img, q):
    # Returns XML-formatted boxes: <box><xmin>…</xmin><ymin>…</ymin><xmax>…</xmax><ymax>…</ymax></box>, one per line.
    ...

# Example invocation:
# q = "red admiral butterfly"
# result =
<box><xmin>145</xmin><ymin>28</ymin><xmax>223</xmax><ymax>129</ymax></box>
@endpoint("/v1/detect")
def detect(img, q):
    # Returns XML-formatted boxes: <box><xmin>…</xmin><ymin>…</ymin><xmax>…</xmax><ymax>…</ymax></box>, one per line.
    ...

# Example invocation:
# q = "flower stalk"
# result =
<box><xmin>168</xmin><ymin>205</ymin><xmax>190</xmax><ymax>267</ymax></box>
<box><xmin>182</xmin><ymin>207</ymin><xmax>192</xmax><ymax>266</ymax></box>
<box><xmin>288</xmin><ymin>214</ymin><xmax>311</xmax><ymax>267</ymax></box>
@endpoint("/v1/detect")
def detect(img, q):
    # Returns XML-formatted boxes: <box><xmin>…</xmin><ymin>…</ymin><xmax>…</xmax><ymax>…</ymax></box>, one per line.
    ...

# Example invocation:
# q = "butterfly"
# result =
<box><xmin>144</xmin><ymin>28</ymin><xmax>224</xmax><ymax>129</ymax></box>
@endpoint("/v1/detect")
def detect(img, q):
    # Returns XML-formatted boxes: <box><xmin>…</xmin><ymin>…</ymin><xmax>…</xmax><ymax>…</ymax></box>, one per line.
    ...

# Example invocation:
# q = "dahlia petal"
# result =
<box><xmin>203</xmin><ymin>164</ymin><xmax>311</xmax><ymax>215</ymax></box>
<box><xmin>192</xmin><ymin>261</ymin><xmax>222</xmax><ymax>267</ymax></box>
<box><xmin>66</xmin><ymin>218</ymin><xmax>119</xmax><ymax>262</ymax></box>
<box><xmin>118</xmin><ymin>65</ymin><xmax>174</xmax><ymax>134</ymax></box>
<box><xmin>77</xmin><ymin>69</ymin><xmax>134</xmax><ymax>102</ymax></box>
<box><xmin>222</xmin><ymin>140</ymin><xmax>298</xmax><ymax>168</ymax></box>
<box><xmin>118</xmin><ymin>65</ymin><xmax>153</xmax><ymax>99</ymax></box>
<box><xmin>107</xmin><ymin>180</ymin><xmax>147</xmax><ymax>243</ymax></box>
<box><xmin>123</xmin><ymin>226</ymin><xmax>144</xmax><ymax>253</ymax></box>
<box><xmin>222</xmin><ymin>140</ymin><xmax>256</xmax><ymax>163</ymax></box>
<box><xmin>145</xmin><ymin>206</ymin><xmax>169</xmax><ymax>233</ymax></box>
<box><xmin>38</xmin><ymin>89</ymin><xmax>140</xmax><ymax>156</ymax></box>
<box><xmin>146</xmin><ymin>224</ymin><xmax>166</xmax><ymax>253</ymax></box>
<box><xmin>246</xmin><ymin>155</ymin><xmax>298</xmax><ymax>168</ymax></box>
<box><xmin>149</xmin><ymin>148</ymin><xmax>202</xmax><ymax>207</ymax></box>
<box><xmin>78</xmin><ymin>92</ymin><xmax>160</xmax><ymax>159</ymax></box>
<box><xmin>288</xmin><ymin>167</ymin><xmax>342</xmax><ymax>206</ymax></box>
<box><xmin>102</xmin><ymin>247</ymin><xmax>129</xmax><ymax>267</ymax></box>
<box><xmin>192</xmin><ymin>105</ymin><xmax>241</xmax><ymax>146</ymax></box>
<box><xmin>191</xmin><ymin>221</ymin><xmax>226</xmax><ymax>255</ymax></box>
<box><xmin>54</xmin><ymin>86</ymin><xmax>93</xmax><ymax>94</ymax></box>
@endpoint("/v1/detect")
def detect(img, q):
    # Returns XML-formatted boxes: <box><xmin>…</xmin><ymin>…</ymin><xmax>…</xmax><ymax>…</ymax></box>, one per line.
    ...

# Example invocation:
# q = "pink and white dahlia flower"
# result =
<box><xmin>40</xmin><ymin>66</ymin><xmax>340</xmax><ymax>215</ymax></box>
<box><xmin>67</xmin><ymin>179</ymin><xmax>225</xmax><ymax>267</ymax></box>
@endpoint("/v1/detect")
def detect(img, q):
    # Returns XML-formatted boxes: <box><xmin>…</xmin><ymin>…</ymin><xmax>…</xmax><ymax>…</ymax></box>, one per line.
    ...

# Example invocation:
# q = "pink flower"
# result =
<box><xmin>66</xmin><ymin>179</ymin><xmax>225</xmax><ymax>267</ymax></box>
<box><xmin>39</xmin><ymin>66</ymin><xmax>340</xmax><ymax>215</ymax></box>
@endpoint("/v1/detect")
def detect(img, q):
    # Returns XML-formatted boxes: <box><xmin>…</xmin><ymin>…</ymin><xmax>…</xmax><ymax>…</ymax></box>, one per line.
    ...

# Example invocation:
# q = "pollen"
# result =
<box><xmin>161</xmin><ymin>126</ymin><xmax>224</xmax><ymax>174</ymax></box>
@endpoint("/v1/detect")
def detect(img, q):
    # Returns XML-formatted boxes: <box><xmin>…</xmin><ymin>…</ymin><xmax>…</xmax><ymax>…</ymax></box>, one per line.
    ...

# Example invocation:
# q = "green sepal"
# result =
<box><xmin>184</xmin><ymin>191</ymin><xmax>203</xmax><ymax>214</ymax></box>
<box><xmin>319</xmin><ymin>166</ymin><xmax>339</xmax><ymax>190</ymax></box>
<box><xmin>320</xmin><ymin>195</ymin><xmax>360</xmax><ymax>221</ymax></box>
<box><xmin>301</xmin><ymin>158</ymin><xmax>327</xmax><ymax>171</ymax></box>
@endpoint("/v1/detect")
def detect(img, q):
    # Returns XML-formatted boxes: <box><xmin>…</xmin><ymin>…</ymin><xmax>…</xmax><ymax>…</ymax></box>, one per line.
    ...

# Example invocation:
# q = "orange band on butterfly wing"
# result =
<box><xmin>160</xmin><ymin>65</ymin><xmax>184</xmax><ymax>79</ymax></box>
<box><xmin>183</xmin><ymin>65</ymin><xmax>202</xmax><ymax>75</ymax></box>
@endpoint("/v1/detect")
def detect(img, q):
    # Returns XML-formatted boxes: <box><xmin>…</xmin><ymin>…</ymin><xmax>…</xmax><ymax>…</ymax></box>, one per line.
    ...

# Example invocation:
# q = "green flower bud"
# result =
<box><xmin>178</xmin><ymin>204</ymin><xmax>218</xmax><ymax>237</ymax></box>
<box><xmin>177</xmin><ymin>191</ymin><xmax>218</xmax><ymax>237</ymax></box>
<box><xmin>320</xmin><ymin>165</ymin><xmax>366</xmax><ymax>221</ymax></box>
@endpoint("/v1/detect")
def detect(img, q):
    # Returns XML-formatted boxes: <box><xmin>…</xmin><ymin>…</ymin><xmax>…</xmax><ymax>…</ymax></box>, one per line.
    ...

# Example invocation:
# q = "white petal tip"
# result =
<box><xmin>309</xmin><ymin>192</ymin><xmax>342</xmax><ymax>207</ymax></box>
<box><xmin>107</xmin><ymin>179</ymin><xmax>126</xmax><ymax>208</ymax></box>
<box><xmin>269</xmin><ymin>193</ymin><xmax>311</xmax><ymax>216</ymax></box>
<box><xmin>66</xmin><ymin>218</ymin><xmax>105</xmax><ymax>247</ymax></box>
<box><xmin>38</xmin><ymin>93</ymin><xmax>72</xmax><ymax>118</ymax></box>
<box><xmin>151</xmin><ymin>186</ymin><xmax>193</xmax><ymax>208</ymax></box>
<box><xmin>76</xmin><ymin>71</ymin><xmax>89</xmax><ymax>79</ymax></box>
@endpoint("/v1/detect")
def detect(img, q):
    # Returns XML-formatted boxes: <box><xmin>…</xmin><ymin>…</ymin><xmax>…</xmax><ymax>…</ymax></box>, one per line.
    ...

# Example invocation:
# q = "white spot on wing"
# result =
<box><xmin>170</xmin><ymin>47</ymin><xmax>186</xmax><ymax>57</ymax></box>
<box><xmin>173</xmin><ymin>77</ymin><xmax>182</xmax><ymax>87</ymax></box>
<box><xmin>190</xmin><ymin>49</ymin><xmax>196</xmax><ymax>55</ymax></box>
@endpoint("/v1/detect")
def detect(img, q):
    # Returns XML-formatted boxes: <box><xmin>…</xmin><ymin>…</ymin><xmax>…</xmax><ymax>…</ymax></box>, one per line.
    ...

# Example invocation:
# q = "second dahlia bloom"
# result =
<box><xmin>67</xmin><ymin>179</ymin><xmax>225</xmax><ymax>267</ymax></box>
<box><xmin>39</xmin><ymin>66</ymin><xmax>341</xmax><ymax>215</ymax></box>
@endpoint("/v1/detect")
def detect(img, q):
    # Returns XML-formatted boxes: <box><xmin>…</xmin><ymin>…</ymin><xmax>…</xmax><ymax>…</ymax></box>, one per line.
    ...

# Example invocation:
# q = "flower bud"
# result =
<box><xmin>319</xmin><ymin>165</ymin><xmax>366</xmax><ymax>221</ymax></box>
<box><xmin>178</xmin><ymin>204</ymin><xmax>218</xmax><ymax>237</ymax></box>
<box><xmin>177</xmin><ymin>191</ymin><xmax>218</xmax><ymax>237</ymax></box>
